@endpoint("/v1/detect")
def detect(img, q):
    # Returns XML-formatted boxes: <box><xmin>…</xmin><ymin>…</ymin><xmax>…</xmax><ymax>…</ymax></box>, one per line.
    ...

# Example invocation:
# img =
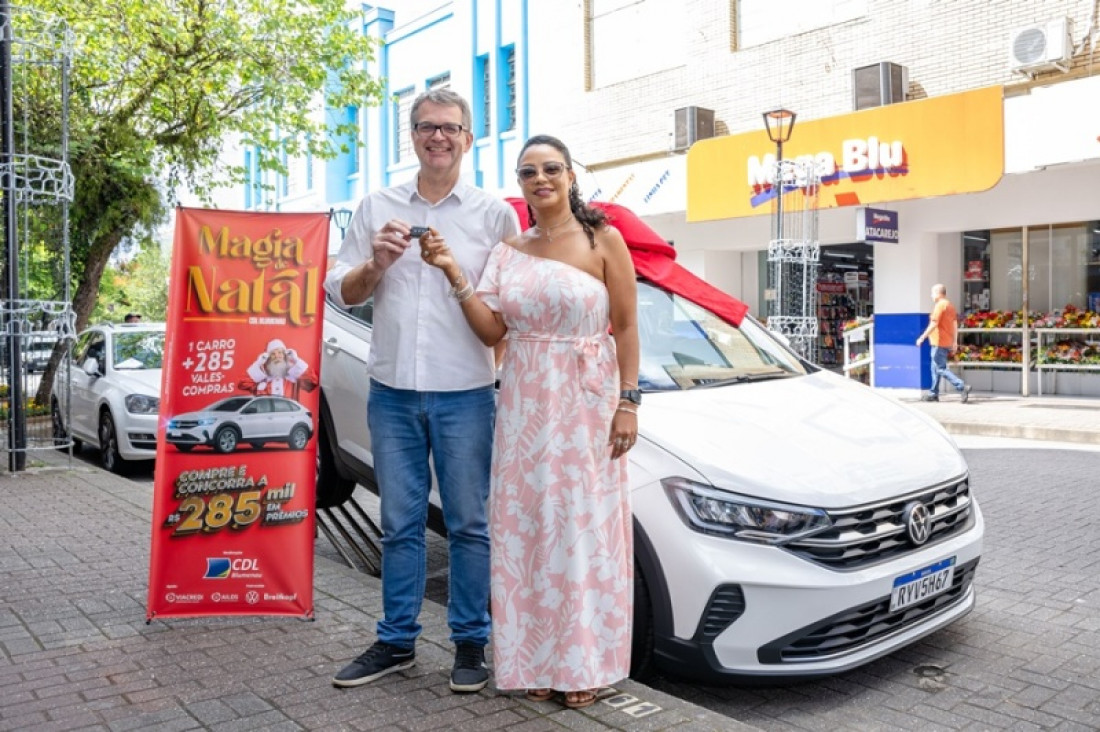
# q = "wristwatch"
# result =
<box><xmin>619</xmin><ymin>389</ymin><xmax>642</xmax><ymax>406</ymax></box>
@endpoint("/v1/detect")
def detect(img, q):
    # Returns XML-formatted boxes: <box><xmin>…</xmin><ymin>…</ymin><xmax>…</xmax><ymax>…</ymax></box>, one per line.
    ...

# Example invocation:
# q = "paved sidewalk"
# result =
<box><xmin>0</xmin><ymin>454</ymin><xmax>750</xmax><ymax>732</ymax></box>
<box><xmin>900</xmin><ymin>390</ymin><xmax>1100</xmax><ymax>445</ymax></box>
<box><xmin>2</xmin><ymin>391</ymin><xmax>1095</xmax><ymax>731</ymax></box>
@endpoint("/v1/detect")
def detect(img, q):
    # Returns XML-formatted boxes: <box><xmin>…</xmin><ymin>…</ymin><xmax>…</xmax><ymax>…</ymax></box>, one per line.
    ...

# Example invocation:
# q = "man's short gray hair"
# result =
<box><xmin>410</xmin><ymin>88</ymin><xmax>472</xmax><ymax>132</ymax></box>
<box><xmin>932</xmin><ymin>283</ymin><xmax>947</xmax><ymax>296</ymax></box>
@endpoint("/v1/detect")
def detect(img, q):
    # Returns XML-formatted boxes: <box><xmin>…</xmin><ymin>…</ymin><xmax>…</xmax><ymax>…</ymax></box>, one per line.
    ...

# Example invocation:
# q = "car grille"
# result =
<box><xmin>758</xmin><ymin>558</ymin><xmax>979</xmax><ymax>664</ymax></box>
<box><xmin>785</xmin><ymin>478</ymin><xmax>973</xmax><ymax>570</ymax></box>
<box><xmin>171</xmin><ymin>420</ymin><xmax>201</xmax><ymax>429</ymax></box>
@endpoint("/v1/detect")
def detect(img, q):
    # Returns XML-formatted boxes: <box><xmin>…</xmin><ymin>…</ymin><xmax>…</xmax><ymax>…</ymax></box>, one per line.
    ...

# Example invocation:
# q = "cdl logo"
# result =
<box><xmin>204</xmin><ymin>557</ymin><xmax>260</xmax><ymax>579</ymax></box>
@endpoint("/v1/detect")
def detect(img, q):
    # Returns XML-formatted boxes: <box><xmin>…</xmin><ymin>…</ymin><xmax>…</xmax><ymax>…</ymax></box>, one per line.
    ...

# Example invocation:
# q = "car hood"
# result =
<box><xmin>638</xmin><ymin>372</ymin><xmax>966</xmax><ymax>508</ymax></box>
<box><xmin>111</xmin><ymin>368</ymin><xmax>162</xmax><ymax>396</ymax></box>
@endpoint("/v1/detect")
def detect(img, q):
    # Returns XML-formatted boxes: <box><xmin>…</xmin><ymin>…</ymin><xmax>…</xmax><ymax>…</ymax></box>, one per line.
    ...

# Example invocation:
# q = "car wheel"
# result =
<box><xmin>629</xmin><ymin>560</ymin><xmax>657</xmax><ymax>682</ymax></box>
<box><xmin>315</xmin><ymin>418</ymin><xmax>355</xmax><ymax>509</ymax></box>
<box><xmin>287</xmin><ymin>424</ymin><xmax>310</xmax><ymax>451</ymax></box>
<box><xmin>51</xmin><ymin>398</ymin><xmax>80</xmax><ymax>452</ymax></box>
<box><xmin>213</xmin><ymin>426</ymin><xmax>239</xmax><ymax>454</ymax></box>
<box><xmin>98</xmin><ymin>411</ymin><xmax>125</xmax><ymax>474</ymax></box>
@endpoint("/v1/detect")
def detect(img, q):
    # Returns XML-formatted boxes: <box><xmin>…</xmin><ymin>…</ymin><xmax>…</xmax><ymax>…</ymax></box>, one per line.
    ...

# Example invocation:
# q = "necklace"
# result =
<box><xmin>534</xmin><ymin>212</ymin><xmax>576</xmax><ymax>242</ymax></box>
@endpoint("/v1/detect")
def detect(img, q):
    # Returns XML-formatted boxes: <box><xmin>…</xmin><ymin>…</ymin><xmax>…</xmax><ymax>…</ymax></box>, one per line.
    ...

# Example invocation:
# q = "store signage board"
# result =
<box><xmin>856</xmin><ymin>207</ymin><xmax>898</xmax><ymax>243</ymax></box>
<box><xmin>686</xmin><ymin>86</ymin><xmax>1004</xmax><ymax>222</ymax></box>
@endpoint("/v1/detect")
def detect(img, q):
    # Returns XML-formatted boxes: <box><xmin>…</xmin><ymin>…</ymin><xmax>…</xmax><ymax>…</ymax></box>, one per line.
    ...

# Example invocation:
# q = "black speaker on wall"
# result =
<box><xmin>852</xmin><ymin>62</ymin><xmax>908</xmax><ymax>111</ymax></box>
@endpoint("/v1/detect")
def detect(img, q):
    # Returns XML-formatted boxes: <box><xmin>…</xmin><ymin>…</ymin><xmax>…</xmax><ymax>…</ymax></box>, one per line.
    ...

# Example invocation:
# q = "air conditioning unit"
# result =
<box><xmin>672</xmin><ymin>106</ymin><xmax>715</xmax><ymax>152</ymax></box>
<box><xmin>1009</xmin><ymin>17</ymin><xmax>1073</xmax><ymax>75</ymax></box>
<box><xmin>852</xmin><ymin>62</ymin><xmax>908</xmax><ymax>111</ymax></box>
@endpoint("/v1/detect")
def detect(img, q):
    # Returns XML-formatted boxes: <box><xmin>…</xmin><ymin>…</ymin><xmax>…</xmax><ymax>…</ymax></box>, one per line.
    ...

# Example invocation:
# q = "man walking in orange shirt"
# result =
<box><xmin>916</xmin><ymin>283</ymin><xmax>970</xmax><ymax>402</ymax></box>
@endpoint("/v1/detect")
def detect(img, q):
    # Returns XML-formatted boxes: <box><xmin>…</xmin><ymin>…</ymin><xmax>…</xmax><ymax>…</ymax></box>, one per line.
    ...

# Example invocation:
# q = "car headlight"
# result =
<box><xmin>124</xmin><ymin>394</ymin><xmax>160</xmax><ymax>414</ymax></box>
<box><xmin>663</xmin><ymin>477</ymin><xmax>832</xmax><ymax>544</ymax></box>
<box><xmin>197</xmin><ymin>417</ymin><xmax>217</xmax><ymax>426</ymax></box>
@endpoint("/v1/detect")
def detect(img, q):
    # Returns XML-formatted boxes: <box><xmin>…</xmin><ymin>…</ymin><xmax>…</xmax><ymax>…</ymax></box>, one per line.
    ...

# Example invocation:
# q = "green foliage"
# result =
<box><xmin>18</xmin><ymin>0</ymin><xmax>385</xmax><ymax>330</ymax></box>
<box><xmin>92</xmin><ymin>241</ymin><xmax>172</xmax><ymax>323</ymax></box>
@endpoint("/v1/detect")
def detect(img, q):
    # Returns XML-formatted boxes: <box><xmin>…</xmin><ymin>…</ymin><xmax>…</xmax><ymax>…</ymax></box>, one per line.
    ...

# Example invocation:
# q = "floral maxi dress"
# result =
<box><xmin>477</xmin><ymin>244</ymin><xmax>633</xmax><ymax>691</ymax></box>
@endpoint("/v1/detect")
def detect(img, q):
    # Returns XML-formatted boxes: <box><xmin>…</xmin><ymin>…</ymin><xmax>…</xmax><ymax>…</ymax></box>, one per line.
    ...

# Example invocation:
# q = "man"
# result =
<box><xmin>124</xmin><ymin>313</ymin><xmax>142</xmax><ymax>323</ymax></box>
<box><xmin>916</xmin><ymin>283</ymin><xmax>971</xmax><ymax>403</ymax></box>
<box><xmin>238</xmin><ymin>338</ymin><xmax>315</xmax><ymax>400</ymax></box>
<box><xmin>324</xmin><ymin>89</ymin><xmax>518</xmax><ymax>693</ymax></box>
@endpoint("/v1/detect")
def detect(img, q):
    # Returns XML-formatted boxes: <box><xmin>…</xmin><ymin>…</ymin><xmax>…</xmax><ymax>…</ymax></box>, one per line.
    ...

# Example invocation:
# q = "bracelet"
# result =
<box><xmin>616</xmin><ymin>405</ymin><xmax>638</xmax><ymax>415</ymax></box>
<box><xmin>620</xmin><ymin>380</ymin><xmax>638</xmax><ymax>389</ymax></box>
<box><xmin>454</xmin><ymin>283</ymin><xmax>475</xmax><ymax>303</ymax></box>
<box><xmin>448</xmin><ymin>273</ymin><xmax>467</xmax><ymax>296</ymax></box>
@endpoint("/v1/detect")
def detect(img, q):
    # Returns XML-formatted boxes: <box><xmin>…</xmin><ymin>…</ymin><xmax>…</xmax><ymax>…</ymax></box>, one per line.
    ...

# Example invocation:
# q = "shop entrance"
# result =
<box><xmin>817</xmin><ymin>243</ymin><xmax>874</xmax><ymax>368</ymax></box>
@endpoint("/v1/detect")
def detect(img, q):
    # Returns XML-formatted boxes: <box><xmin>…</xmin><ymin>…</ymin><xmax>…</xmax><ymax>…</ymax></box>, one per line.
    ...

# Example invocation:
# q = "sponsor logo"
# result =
<box><xmin>245</xmin><ymin>591</ymin><xmax>260</xmax><ymax>605</ymax></box>
<box><xmin>205</xmin><ymin>557</ymin><xmax>261</xmax><ymax>579</ymax></box>
<box><xmin>211</xmin><ymin>592</ymin><xmax>239</xmax><ymax>603</ymax></box>
<box><xmin>165</xmin><ymin>592</ymin><xmax>204</xmax><ymax>603</ymax></box>
<box><xmin>263</xmin><ymin>593</ymin><xmax>298</xmax><ymax>602</ymax></box>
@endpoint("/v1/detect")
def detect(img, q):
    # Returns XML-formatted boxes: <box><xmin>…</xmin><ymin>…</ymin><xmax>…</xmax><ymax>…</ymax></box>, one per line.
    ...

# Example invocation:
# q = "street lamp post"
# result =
<box><xmin>332</xmin><ymin>207</ymin><xmax>353</xmax><ymax>240</ymax></box>
<box><xmin>762</xmin><ymin>108</ymin><xmax>797</xmax><ymax>243</ymax></box>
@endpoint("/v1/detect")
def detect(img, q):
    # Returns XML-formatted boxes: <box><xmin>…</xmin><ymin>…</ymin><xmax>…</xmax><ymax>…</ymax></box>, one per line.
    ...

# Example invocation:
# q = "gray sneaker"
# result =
<box><xmin>961</xmin><ymin>385</ymin><xmax>971</xmax><ymax>404</ymax></box>
<box><xmin>449</xmin><ymin>642</ymin><xmax>489</xmax><ymax>693</ymax></box>
<box><xmin>333</xmin><ymin>641</ymin><xmax>415</xmax><ymax>687</ymax></box>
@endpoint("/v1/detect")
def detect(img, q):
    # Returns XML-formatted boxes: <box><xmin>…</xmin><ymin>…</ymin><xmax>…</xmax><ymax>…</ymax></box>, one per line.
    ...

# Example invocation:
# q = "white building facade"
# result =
<box><xmin>243</xmin><ymin>0</ymin><xmax>1100</xmax><ymax>395</ymax></box>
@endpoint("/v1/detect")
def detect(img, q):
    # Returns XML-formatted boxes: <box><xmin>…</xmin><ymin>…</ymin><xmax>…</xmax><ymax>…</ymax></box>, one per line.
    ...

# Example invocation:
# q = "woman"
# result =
<box><xmin>420</xmin><ymin>134</ymin><xmax>639</xmax><ymax>709</ymax></box>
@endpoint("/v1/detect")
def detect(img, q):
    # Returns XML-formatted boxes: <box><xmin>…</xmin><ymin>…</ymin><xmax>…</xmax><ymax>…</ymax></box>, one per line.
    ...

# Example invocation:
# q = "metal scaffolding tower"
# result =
<box><xmin>1</xmin><ymin>4</ymin><xmax>75</xmax><ymax>470</ymax></box>
<box><xmin>766</xmin><ymin>158</ymin><xmax>820</xmax><ymax>363</ymax></box>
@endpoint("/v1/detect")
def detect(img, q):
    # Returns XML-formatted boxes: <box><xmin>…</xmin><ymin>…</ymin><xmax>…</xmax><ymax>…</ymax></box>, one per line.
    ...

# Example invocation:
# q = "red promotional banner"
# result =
<box><xmin>147</xmin><ymin>208</ymin><xmax>329</xmax><ymax>620</ymax></box>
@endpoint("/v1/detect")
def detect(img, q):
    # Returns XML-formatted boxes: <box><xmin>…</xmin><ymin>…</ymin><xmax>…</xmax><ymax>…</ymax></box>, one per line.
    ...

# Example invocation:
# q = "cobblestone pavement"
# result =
<box><xmin>0</xmin><ymin>453</ymin><xmax>752</xmax><ymax>732</ymax></box>
<box><xmin>4</xmin><ymin>390</ymin><xmax>1097</xmax><ymax>731</ymax></box>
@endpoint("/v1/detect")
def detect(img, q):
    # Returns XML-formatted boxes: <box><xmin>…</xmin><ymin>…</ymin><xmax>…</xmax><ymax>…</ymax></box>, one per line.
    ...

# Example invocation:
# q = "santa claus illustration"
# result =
<box><xmin>237</xmin><ymin>338</ymin><xmax>317</xmax><ymax>400</ymax></box>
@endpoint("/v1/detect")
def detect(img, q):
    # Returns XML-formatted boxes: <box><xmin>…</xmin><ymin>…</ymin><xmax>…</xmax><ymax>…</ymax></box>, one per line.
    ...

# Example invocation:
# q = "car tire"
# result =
<box><xmin>98</xmin><ymin>411</ymin><xmax>126</xmax><ymax>474</ymax></box>
<box><xmin>213</xmin><ymin>426</ymin><xmax>240</xmax><ymax>454</ymax></box>
<box><xmin>629</xmin><ymin>560</ymin><xmax>657</xmax><ymax>682</ymax></box>
<box><xmin>288</xmin><ymin>424</ymin><xmax>310</xmax><ymax>451</ymax></box>
<box><xmin>315</xmin><ymin>418</ymin><xmax>355</xmax><ymax>509</ymax></box>
<box><xmin>51</xmin><ymin>398</ymin><xmax>80</xmax><ymax>452</ymax></box>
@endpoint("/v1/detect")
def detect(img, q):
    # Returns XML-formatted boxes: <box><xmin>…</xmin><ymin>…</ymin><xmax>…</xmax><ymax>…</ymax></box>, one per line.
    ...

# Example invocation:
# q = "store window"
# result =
<box><xmin>967</xmin><ymin>222</ymin><xmax>1097</xmax><ymax>315</ymax></box>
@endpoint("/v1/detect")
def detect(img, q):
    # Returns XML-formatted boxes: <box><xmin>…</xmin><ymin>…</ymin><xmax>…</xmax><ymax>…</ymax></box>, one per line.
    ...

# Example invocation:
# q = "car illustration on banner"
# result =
<box><xmin>165</xmin><ymin>395</ymin><xmax>313</xmax><ymax>453</ymax></box>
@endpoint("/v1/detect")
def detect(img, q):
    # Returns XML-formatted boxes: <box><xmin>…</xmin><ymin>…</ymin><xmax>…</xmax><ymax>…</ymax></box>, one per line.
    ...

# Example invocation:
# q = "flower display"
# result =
<box><xmin>1042</xmin><ymin>339</ymin><xmax>1100</xmax><ymax>365</ymax></box>
<box><xmin>962</xmin><ymin>305</ymin><xmax>1100</xmax><ymax>329</ymax></box>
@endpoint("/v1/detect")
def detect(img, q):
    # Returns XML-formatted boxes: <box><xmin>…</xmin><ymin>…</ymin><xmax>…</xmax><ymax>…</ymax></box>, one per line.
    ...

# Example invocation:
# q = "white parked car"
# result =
<box><xmin>51</xmin><ymin>322</ymin><xmax>165</xmax><ymax>473</ymax></box>
<box><xmin>316</xmin><ymin>205</ymin><xmax>982</xmax><ymax>682</ymax></box>
<box><xmin>166</xmin><ymin>395</ymin><xmax>313</xmax><ymax>454</ymax></box>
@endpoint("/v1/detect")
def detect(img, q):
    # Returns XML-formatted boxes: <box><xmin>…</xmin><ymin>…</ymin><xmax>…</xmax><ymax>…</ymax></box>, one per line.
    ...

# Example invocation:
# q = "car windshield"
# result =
<box><xmin>637</xmin><ymin>281</ymin><xmax>808</xmax><ymax>391</ymax></box>
<box><xmin>207</xmin><ymin>397</ymin><xmax>253</xmax><ymax>412</ymax></box>
<box><xmin>113</xmin><ymin>331</ymin><xmax>165</xmax><ymax>369</ymax></box>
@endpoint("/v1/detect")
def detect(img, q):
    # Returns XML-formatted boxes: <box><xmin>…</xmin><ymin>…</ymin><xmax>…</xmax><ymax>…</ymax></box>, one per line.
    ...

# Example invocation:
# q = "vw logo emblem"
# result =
<box><xmin>904</xmin><ymin>502</ymin><xmax>932</xmax><ymax>546</ymax></box>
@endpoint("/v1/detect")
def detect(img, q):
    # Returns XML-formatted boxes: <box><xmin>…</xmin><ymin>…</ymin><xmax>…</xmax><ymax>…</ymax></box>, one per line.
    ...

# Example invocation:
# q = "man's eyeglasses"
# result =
<box><xmin>516</xmin><ymin>162</ymin><xmax>569</xmax><ymax>181</ymax></box>
<box><xmin>413</xmin><ymin>122</ymin><xmax>466</xmax><ymax>138</ymax></box>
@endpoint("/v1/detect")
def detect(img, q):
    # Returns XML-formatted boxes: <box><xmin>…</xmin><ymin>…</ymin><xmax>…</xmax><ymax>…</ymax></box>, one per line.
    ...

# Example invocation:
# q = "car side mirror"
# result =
<box><xmin>82</xmin><ymin>357</ymin><xmax>101</xmax><ymax>377</ymax></box>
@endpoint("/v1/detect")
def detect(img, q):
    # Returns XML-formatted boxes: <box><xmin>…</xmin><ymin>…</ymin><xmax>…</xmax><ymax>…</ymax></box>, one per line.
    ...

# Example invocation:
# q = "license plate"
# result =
<box><xmin>169</xmin><ymin>431</ymin><xmax>181</xmax><ymax>438</ymax></box>
<box><xmin>890</xmin><ymin>557</ymin><xmax>956</xmax><ymax>612</ymax></box>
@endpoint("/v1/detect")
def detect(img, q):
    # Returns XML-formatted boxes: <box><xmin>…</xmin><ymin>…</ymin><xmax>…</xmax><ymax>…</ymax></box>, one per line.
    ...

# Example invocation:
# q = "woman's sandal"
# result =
<box><xmin>563</xmin><ymin>689</ymin><xmax>598</xmax><ymax>709</ymax></box>
<box><xmin>525</xmin><ymin>688</ymin><xmax>556</xmax><ymax>702</ymax></box>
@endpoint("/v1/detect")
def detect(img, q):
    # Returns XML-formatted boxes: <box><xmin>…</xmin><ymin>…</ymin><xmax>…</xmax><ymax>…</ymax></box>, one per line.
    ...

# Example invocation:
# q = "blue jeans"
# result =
<box><xmin>367</xmin><ymin>380</ymin><xmax>494</xmax><ymax>649</ymax></box>
<box><xmin>930</xmin><ymin>346</ymin><xmax>965</xmax><ymax>394</ymax></box>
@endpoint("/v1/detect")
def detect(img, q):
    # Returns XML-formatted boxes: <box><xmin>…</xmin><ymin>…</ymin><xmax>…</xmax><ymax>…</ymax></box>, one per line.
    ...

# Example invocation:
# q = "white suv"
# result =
<box><xmin>316</xmin><ymin>279</ymin><xmax>983</xmax><ymax>682</ymax></box>
<box><xmin>51</xmin><ymin>322</ymin><xmax>164</xmax><ymax>473</ymax></box>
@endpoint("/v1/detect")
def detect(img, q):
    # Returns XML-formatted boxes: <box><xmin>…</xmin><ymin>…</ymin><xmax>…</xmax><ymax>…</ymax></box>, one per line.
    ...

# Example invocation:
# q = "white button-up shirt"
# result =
<box><xmin>324</xmin><ymin>178</ymin><xmax>518</xmax><ymax>392</ymax></box>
